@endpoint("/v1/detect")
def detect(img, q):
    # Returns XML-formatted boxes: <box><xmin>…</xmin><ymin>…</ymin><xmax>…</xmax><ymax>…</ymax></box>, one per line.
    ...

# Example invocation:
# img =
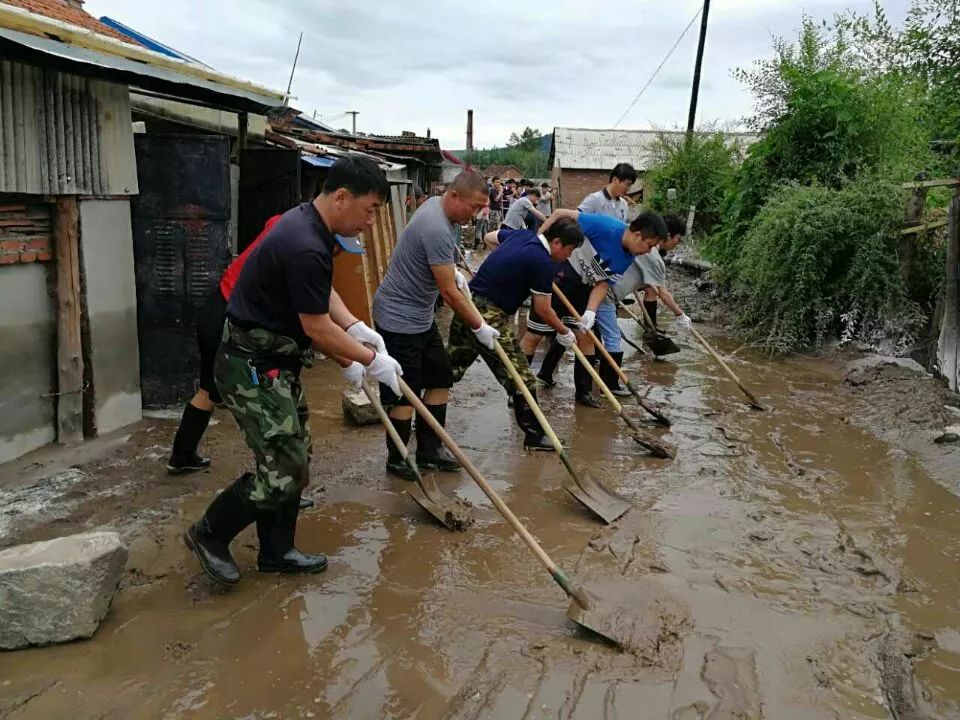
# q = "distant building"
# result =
<box><xmin>482</xmin><ymin>164</ymin><xmax>523</xmax><ymax>180</ymax></box>
<box><xmin>549</xmin><ymin>127</ymin><xmax>758</xmax><ymax>210</ymax></box>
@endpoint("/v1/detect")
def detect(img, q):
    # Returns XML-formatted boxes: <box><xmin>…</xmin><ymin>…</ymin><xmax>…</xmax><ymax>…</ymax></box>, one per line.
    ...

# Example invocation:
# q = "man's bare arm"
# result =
<box><xmin>299</xmin><ymin>313</ymin><xmax>375</xmax><ymax>367</ymax></box>
<box><xmin>432</xmin><ymin>264</ymin><xmax>484</xmax><ymax>329</ymax></box>
<box><xmin>531</xmin><ymin>294</ymin><xmax>569</xmax><ymax>335</ymax></box>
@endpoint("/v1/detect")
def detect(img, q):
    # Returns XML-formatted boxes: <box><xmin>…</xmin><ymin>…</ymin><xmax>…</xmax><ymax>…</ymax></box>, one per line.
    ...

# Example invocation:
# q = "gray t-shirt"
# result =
<box><xmin>578</xmin><ymin>190</ymin><xmax>629</xmax><ymax>221</ymax></box>
<box><xmin>502</xmin><ymin>196</ymin><xmax>536</xmax><ymax>230</ymax></box>
<box><xmin>373</xmin><ymin>196</ymin><xmax>455</xmax><ymax>333</ymax></box>
<box><xmin>613</xmin><ymin>249</ymin><xmax>666</xmax><ymax>301</ymax></box>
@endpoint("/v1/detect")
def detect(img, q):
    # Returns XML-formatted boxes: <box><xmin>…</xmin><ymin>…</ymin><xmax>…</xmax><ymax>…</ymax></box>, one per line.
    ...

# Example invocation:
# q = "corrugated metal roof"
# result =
<box><xmin>551</xmin><ymin>127</ymin><xmax>759</xmax><ymax>171</ymax></box>
<box><xmin>0</xmin><ymin>59</ymin><xmax>138</xmax><ymax>195</ymax></box>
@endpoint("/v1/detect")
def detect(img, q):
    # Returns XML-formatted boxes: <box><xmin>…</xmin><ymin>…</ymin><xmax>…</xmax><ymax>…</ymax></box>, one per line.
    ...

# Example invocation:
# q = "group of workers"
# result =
<box><xmin>169</xmin><ymin>155</ymin><xmax>691</xmax><ymax>587</ymax></box>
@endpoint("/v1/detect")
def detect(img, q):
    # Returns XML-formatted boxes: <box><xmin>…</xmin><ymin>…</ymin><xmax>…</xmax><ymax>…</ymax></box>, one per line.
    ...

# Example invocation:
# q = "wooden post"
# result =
<box><xmin>937</xmin><ymin>192</ymin><xmax>960</xmax><ymax>391</ymax></box>
<box><xmin>55</xmin><ymin>196</ymin><xmax>84</xmax><ymax>445</ymax></box>
<box><xmin>900</xmin><ymin>186</ymin><xmax>928</xmax><ymax>288</ymax></box>
<box><xmin>238</xmin><ymin>111</ymin><xmax>248</xmax><ymax>151</ymax></box>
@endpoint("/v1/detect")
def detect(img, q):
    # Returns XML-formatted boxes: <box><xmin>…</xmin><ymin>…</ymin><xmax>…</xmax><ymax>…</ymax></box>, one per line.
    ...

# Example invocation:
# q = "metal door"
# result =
<box><xmin>238</xmin><ymin>147</ymin><xmax>300</xmax><ymax>252</ymax></box>
<box><xmin>131</xmin><ymin>134</ymin><xmax>230</xmax><ymax>408</ymax></box>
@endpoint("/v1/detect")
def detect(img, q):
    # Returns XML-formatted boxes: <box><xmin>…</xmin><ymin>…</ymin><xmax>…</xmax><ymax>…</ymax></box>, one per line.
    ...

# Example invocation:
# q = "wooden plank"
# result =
<box><xmin>901</xmin><ymin>178</ymin><xmax>960</xmax><ymax>189</ymax></box>
<box><xmin>54</xmin><ymin>196</ymin><xmax>83</xmax><ymax>445</ymax></box>
<box><xmin>900</xmin><ymin>219</ymin><xmax>948</xmax><ymax>235</ymax></box>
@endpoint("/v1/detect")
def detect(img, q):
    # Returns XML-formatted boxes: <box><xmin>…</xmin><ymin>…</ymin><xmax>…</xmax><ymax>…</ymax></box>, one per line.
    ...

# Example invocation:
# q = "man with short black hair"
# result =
<box><xmin>502</xmin><ymin>187</ymin><xmax>547</xmax><ymax>230</ymax></box>
<box><xmin>450</xmin><ymin>217</ymin><xmax>583</xmax><ymax>449</ymax></box>
<box><xmin>577</xmin><ymin>162</ymin><xmax>639</xmax><ymax>396</ymax></box>
<box><xmin>184</xmin><ymin>155</ymin><xmax>403</xmax><ymax>587</ymax></box>
<box><xmin>521</xmin><ymin>209</ymin><xmax>666</xmax><ymax>407</ymax></box>
<box><xmin>614</xmin><ymin>214</ymin><xmax>692</xmax><ymax>331</ymax></box>
<box><xmin>488</xmin><ymin>176</ymin><xmax>503</xmax><ymax>231</ymax></box>
<box><xmin>373</xmin><ymin>170</ymin><xmax>500</xmax><ymax>480</ymax></box>
<box><xmin>501</xmin><ymin>178</ymin><xmax>517</xmax><ymax>214</ymax></box>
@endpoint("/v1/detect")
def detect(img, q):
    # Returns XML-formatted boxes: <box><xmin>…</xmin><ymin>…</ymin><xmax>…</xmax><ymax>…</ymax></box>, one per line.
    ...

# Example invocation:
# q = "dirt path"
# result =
<box><xmin>1</xmin><ymin>308</ymin><xmax>959</xmax><ymax>719</ymax></box>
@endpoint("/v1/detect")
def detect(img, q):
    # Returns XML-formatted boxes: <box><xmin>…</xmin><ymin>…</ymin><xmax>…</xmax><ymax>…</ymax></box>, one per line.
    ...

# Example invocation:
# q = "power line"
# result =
<box><xmin>613</xmin><ymin>5</ymin><xmax>704</xmax><ymax>129</ymax></box>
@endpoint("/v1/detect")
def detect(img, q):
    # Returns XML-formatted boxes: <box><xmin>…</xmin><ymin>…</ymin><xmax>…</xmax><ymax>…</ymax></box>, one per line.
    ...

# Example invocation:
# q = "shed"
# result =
<box><xmin>483</xmin><ymin>164</ymin><xmax>523</xmax><ymax>180</ymax></box>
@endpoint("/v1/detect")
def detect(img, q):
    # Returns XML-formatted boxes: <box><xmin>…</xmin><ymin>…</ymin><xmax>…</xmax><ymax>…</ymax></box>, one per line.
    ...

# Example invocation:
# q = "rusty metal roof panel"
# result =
<box><xmin>0</xmin><ymin>59</ymin><xmax>137</xmax><ymax>195</ymax></box>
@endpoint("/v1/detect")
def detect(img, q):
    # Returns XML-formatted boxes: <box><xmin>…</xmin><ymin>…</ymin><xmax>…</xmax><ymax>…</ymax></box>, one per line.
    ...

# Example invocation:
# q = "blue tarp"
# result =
<box><xmin>301</xmin><ymin>155</ymin><xmax>336</xmax><ymax>167</ymax></box>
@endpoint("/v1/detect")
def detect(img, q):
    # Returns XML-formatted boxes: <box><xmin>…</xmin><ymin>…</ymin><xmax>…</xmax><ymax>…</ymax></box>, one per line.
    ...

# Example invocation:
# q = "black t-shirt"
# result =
<box><xmin>227</xmin><ymin>202</ymin><xmax>335</xmax><ymax>348</ymax></box>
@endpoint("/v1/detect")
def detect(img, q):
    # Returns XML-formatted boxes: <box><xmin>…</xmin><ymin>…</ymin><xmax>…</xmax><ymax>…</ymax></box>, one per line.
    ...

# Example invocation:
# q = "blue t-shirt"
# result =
<box><xmin>469</xmin><ymin>229</ymin><xmax>557</xmax><ymax>314</ymax></box>
<box><xmin>565</xmin><ymin>212</ymin><xmax>632</xmax><ymax>286</ymax></box>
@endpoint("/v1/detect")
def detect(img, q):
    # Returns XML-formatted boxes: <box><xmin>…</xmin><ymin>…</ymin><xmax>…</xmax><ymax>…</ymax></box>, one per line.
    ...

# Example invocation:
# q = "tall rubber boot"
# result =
<box><xmin>256</xmin><ymin>494</ymin><xmax>328</xmax><ymax>574</ymax></box>
<box><xmin>167</xmin><ymin>403</ymin><xmax>212</xmax><ymax>474</ymax></box>
<box><xmin>574</xmin><ymin>355</ymin><xmax>603</xmax><ymax>408</ymax></box>
<box><xmin>643</xmin><ymin>300</ymin><xmax>660</xmax><ymax>339</ymax></box>
<box><xmin>514</xmin><ymin>391</ymin><xmax>559</xmax><ymax>450</ymax></box>
<box><xmin>183</xmin><ymin>473</ymin><xmax>258</xmax><ymax>585</ymax></box>
<box><xmin>602</xmin><ymin>351</ymin><xmax>632</xmax><ymax>398</ymax></box>
<box><xmin>536</xmin><ymin>340</ymin><xmax>566</xmax><ymax>388</ymax></box>
<box><xmin>415</xmin><ymin>404</ymin><xmax>462</xmax><ymax>472</ymax></box>
<box><xmin>385</xmin><ymin>417</ymin><xmax>417</xmax><ymax>481</ymax></box>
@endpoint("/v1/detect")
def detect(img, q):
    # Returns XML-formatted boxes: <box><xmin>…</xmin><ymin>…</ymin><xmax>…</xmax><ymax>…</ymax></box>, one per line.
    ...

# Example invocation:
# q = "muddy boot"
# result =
<box><xmin>643</xmin><ymin>300</ymin><xmax>660</xmax><ymax>338</ymax></box>
<box><xmin>256</xmin><ymin>496</ymin><xmax>328</xmax><ymax>574</ymax></box>
<box><xmin>536</xmin><ymin>340</ymin><xmax>566</xmax><ymax>389</ymax></box>
<box><xmin>166</xmin><ymin>403</ymin><xmax>212</xmax><ymax>474</ymax></box>
<box><xmin>575</xmin><ymin>356</ymin><xmax>603</xmax><ymax>408</ymax></box>
<box><xmin>183</xmin><ymin>473</ymin><xmax>258</xmax><ymax>585</ymax></box>
<box><xmin>415</xmin><ymin>404</ymin><xmax>462</xmax><ymax>472</ymax></box>
<box><xmin>385</xmin><ymin>418</ymin><xmax>417</xmax><ymax>481</ymax></box>
<box><xmin>602</xmin><ymin>351</ymin><xmax>632</xmax><ymax>398</ymax></box>
<box><xmin>514</xmin><ymin>392</ymin><xmax>560</xmax><ymax>451</ymax></box>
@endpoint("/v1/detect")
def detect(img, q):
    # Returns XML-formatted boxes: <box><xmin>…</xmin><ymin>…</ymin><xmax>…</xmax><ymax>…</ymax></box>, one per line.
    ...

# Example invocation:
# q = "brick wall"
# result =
<box><xmin>0</xmin><ymin>198</ymin><xmax>53</xmax><ymax>265</ymax></box>
<box><xmin>556</xmin><ymin>169</ymin><xmax>608</xmax><ymax>210</ymax></box>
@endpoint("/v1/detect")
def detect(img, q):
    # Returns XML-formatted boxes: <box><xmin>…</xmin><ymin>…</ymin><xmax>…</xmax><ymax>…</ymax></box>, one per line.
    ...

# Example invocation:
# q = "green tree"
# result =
<box><xmin>465</xmin><ymin>128</ymin><xmax>549</xmax><ymax>177</ymax></box>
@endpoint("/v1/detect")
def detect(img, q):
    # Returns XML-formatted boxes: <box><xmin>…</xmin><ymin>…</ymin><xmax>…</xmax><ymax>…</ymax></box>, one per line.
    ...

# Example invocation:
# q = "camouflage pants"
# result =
<box><xmin>448</xmin><ymin>295</ymin><xmax>536</xmax><ymax>396</ymax></box>
<box><xmin>214</xmin><ymin>323</ymin><xmax>312</xmax><ymax>510</ymax></box>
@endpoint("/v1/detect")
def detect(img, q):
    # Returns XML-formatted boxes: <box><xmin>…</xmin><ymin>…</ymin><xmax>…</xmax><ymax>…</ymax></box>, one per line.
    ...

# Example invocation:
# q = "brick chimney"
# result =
<box><xmin>64</xmin><ymin>0</ymin><xmax>85</xmax><ymax>9</ymax></box>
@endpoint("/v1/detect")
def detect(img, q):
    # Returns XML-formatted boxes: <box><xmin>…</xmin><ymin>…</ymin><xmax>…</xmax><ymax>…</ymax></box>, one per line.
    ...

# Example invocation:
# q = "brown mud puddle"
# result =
<box><xmin>2</xmin><ymin>313</ymin><xmax>960</xmax><ymax>719</ymax></box>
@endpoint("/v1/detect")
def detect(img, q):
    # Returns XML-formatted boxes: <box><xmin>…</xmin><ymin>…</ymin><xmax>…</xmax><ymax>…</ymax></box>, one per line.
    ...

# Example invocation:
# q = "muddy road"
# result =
<box><xmin>2</xmin><ymin>307</ymin><xmax>960</xmax><ymax>719</ymax></box>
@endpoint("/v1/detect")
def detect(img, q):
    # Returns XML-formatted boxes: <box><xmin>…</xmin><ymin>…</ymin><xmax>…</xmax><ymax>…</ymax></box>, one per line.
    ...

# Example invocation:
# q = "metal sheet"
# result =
<box><xmin>0</xmin><ymin>59</ymin><xmax>137</xmax><ymax>195</ymax></box>
<box><xmin>0</xmin><ymin>26</ymin><xmax>282</xmax><ymax>113</ymax></box>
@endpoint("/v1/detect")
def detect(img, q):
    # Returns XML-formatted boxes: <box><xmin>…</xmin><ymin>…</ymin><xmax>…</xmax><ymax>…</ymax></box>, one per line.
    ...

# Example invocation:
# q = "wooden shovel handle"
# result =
<box><xmin>361</xmin><ymin>380</ymin><xmax>417</xmax><ymax>466</ymax></box>
<box><xmin>687</xmin><ymin>326</ymin><xmax>764</xmax><ymax>409</ymax></box>
<box><xmin>396</xmin><ymin>377</ymin><xmax>561</xmax><ymax>575</ymax></box>
<box><xmin>550</xmin><ymin>284</ymin><xmax>625</xmax><ymax>412</ymax></box>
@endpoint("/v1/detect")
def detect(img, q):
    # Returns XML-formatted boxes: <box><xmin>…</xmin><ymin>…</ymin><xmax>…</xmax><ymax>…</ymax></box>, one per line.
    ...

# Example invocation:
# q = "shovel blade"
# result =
<box><xmin>406</xmin><ymin>473</ymin><xmax>474</xmax><ymax>532</ymax></box>
<box><xmin>646</xmin><ymin>333</ymin><xmax>681</xmax><ymax>357</ymax></box>
<box><xmin>566</xmin><ymin>583</ymin><xmax>688</xmax><ymax>658</ymax></box>
<box><xmin>562</xmin><ymin>467</ymin><xmax>631</xmax><ymax>524</ymax></box>
<box><xmin>626</xmin><ymin>424</ymin><xmax>677</xmax><ymax>459</ymax></box>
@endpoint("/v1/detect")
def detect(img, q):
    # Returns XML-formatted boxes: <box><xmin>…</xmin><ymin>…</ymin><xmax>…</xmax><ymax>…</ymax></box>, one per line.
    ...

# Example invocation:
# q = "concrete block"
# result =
<box><xmin>0</xmin><ymin>532</ymin><xmax>128</xmax><ymax>649</ymax></box>
<box><xmin>342</xmin><ymin>388</ymin><xmax>380</xmax><ymax>426</ymax></box>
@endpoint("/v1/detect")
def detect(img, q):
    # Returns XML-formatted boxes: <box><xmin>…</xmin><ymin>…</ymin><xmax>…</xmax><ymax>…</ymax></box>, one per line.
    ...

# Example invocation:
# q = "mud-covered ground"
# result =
<box><xmin>2</xmin><ymin>272</ymin><xmax>960</xmax><ymax>719</ymax></box>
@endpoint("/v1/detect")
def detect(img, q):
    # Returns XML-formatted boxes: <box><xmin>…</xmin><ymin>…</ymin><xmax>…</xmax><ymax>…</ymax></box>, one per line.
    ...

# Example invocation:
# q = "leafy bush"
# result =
<box><xmin>644</xmin><ymin>131</ymin><xmax>743</xmax><ymax>236</ymax></box>
<box><xmin>730</xmin><ymin>177</ymin><xmax>910</xmax><ymax>353</ymax></box>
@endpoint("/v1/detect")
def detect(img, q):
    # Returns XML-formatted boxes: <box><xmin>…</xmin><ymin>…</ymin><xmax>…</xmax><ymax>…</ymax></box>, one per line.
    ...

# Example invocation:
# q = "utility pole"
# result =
<box><xmin>686</xmin><ymin>0</ymin><xmax>710</xmax><ymax>142</ymax></box>
<box><xmin>347</xmin><ymin>111</ymin><xmax>359</xmax><ymax>135</ymax></box>
<box><xmin>284</xmin><ymin>31</ymin><xmax>303</xmax><ymax>107</ymax></box>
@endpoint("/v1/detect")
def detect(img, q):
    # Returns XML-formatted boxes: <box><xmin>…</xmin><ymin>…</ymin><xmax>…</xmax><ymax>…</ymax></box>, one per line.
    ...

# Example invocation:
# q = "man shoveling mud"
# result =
<box><xmin>448</xmin><ymin>218</ymin><xmax>584</xmax><ymax>449</ymax></box>
<box><xmin>184</xmin><ymin>156</ymin><xmax>403</xmax><ymax>586</ymax></box>
<box><xmin>520</xmin><ymin>209</ymin><xmax>667</xmax><ymax>407</ymax></box>
<box><xmin>371</xmin><ymin>170</ymin><xmax>500</xmax><ymax>481</ymax></box>
<box><xmin>613</xmin><ymin>214</ymin><xmax>692</xmax><ymax>334</ymax></box>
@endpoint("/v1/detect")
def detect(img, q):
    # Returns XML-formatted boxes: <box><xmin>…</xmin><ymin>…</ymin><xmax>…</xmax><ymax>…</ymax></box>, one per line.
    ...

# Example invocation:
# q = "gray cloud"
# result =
<box><xmin>85</xmin><ymin>0</ymin><xmax>910</xmax><ymax>148</ymax></box>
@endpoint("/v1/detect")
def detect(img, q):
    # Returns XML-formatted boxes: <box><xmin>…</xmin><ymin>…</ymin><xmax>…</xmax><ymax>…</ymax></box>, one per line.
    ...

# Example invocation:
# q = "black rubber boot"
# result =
<box><xmin>385</xmin><ymin>418</ymin><xmax>417</xmax><ymax>481</ymax></box>
<box><xmin>603</xmin><ymin>351</ymin><xmax>632</xmax><ymax>398</ymax></box>
<box><xmin>575</xmin><ymin>355</ymin><xmax>603</xmax><ymax>408</ymax></box>
<box><xmin>183</xmin><ymin>473</ymin><xmax>258</xmax><ymax>585</ymax></box>
<box><xmin>514</xmin><ymin>392</ymin><xmax>560</xmax><ymax>450</ymax></box>
<box><xmin>644</xmin><ymin>300</ymin><xmax>659</xmax><ymax>331</ymax></box>
<box><xmin>416</xmin><ymin>404</ymin><xmax>462</xmax><ymax>472</ymax></box>
<box><xmin>256</xmin><ymin>495</ymin><xmax>328</xmax><ymax>574</ymax></box>
<box><xmin>167</xmin><ymin>403</ymin><xmax>212</xmax><ymax>474</ymax></box>
<box><xmin>536</xmin><ymin>340</ymin><xmax>566</xmax><ymax>388</ymax></box>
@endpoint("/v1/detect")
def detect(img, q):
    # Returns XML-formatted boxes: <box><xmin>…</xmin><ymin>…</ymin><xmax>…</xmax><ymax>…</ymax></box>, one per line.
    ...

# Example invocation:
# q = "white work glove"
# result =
<box><xmin>454</xmin><ymin>268</ymin><xmax>469</xmax><ymax>291</ymax></box>
<box><xmin>556</xmin><ymin>329</ymin><xmax>576</xmax><ymax>348</ymax></box>
<box><xmin>366</xmin><ymin>351</ymin><xmax>404</xmax><ymax>396</ymax></box>
<box><xmin>341</xmin><ymin>361</ymin><xmax>364</xmax><ymax>389</ymax></box>
<box><xmin>578</xmin><ymin>309</ymin><xmax>596</xmax><ymax>333</ymax></box>
<box><xmin>472</xmin><ymin>322</ymin><xmax>500</xmax><ymax>350</ymax></box>
<box><xmin>346</xmin><ymin>321</ymin><xmax>386</xmax><ymax>354</ymax></box>
<box><xmin>675</xmin><ymin>314</ymin><xmax>693</xmax><ymax>331</ymax></box>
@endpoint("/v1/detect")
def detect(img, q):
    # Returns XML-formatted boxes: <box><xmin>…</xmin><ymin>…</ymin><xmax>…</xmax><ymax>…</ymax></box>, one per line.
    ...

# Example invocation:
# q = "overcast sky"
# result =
<box><xmin>85</xmin><ymin>0</ymin><xmax>908</xmax><ymax>149</ymax></box>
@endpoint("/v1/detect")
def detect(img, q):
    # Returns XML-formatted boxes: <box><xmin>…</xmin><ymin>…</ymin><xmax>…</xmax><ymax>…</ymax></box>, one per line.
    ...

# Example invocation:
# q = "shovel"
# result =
<box><xmin>361</xmin><ymin>380</ymin><xmax>473</xmax><ymax>531</ymax></box>
<box><xmin>620</xmin><ymin>298</ymin><xmax>682</xmax><ymax>357</ymax></box>
<box><xmin>458</xmin><ymin>289</ymin><xmax>630</xmax><ymax>524</ymax></box>
<box><xmin>396</xmin><ymin>376</ymin><xmax>641</xmax><ymax>649</ymax></box>
<box><xmin>552</xmin><ymin>285</ymin><xmax>673</xmax><ymax>428</ymax></box>
<box><xmin>687</xmin><ymin>326</ymin><xmax>766</xmax><ymax>411</ymax></box>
